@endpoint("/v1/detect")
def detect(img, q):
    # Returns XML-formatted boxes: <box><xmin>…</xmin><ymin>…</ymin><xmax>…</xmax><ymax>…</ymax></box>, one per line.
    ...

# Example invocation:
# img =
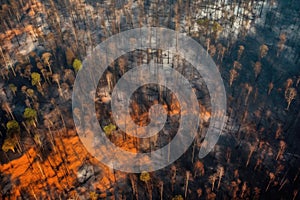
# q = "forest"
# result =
<box><xmin>0</xmin><ymin>0</ymin><xmax>300</xmax><ymax>199</ymax></box>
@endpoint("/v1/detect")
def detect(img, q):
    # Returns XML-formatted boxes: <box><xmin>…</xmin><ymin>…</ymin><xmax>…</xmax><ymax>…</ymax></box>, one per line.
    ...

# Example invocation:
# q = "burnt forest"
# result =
<box><xmin>0</xmin><ymin>0</ymin><xmax>300</xmax><ymax>199</ymax></box>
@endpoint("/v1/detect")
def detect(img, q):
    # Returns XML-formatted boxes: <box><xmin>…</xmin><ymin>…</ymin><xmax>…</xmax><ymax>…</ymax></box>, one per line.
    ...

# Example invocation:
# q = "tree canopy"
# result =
<box><xmin>6</xmin><ymin>120</ymin><xmax>20</xmax><ymax>137</ymax></box>
<box><xmin>73</xmin><ymin>59</ymin><xmax>82</xmax><ymax>72</ymax></box>
<box><xmin>172</xmin><ymin>195</ymin><xmax>184</xmax><ymax>200</ymax></box>
<box><xmin>31</xmin><ymin>72</ymin><xmax>41</xmax><ymax>86</ymax></box>
<box><xmin>140</xmin><ymin>171</ymin><xmax>151</xmax><ymax>182</ymax></box>
<box><xmin>23</xmin><ymin>108</ymin><xmax>37</xmax><ymax>127</ymax></box>
<box><xmin>103</xmin><ymin>123</ymin><xmax>116</xmax><ymax>136</ymax></box>
<box><xmin>2</xmin><ymin>138</ymin><xmax>17</xmax><ymax>153</ymax></box>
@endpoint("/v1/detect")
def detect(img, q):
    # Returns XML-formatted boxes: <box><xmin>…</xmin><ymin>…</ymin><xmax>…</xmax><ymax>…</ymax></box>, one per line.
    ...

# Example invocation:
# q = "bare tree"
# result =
<box><xmin>259</xmin><ymin>44</ymin><xmax>269</xmax><ymax>59</ymax></box>
<box><xmin>229</xmin><ymin>68</ymin><xmax>238</xmax><ymax>87</ymax></box>
<box><xmin>268</xmin><ymin>82</ymin><xmax>274</xmax><ymax>95</ymax></box>
<box><xmin>254</xmin><ymin>61</ymin><xmax>262</xmax><ymax>80</ymax></box>
<box><xmin>217</xmin><ymin>166</ymin><xmax>224</xmax><ymax>190</ymax></box>
<box><xmin>277</xmin><ymin>33</ymin><xmax>286</xmax><ymax>57</ymax></box>
<box><xmin>237</xmin><ymin>45</ymin><xmax>245</xmax><ymax>60</ymax></box>
<box><xmin>276</xmin><ymin>140</ymin><xmax>286</xmax><ymax>160</ymax></box>
<box><xmin>266</xmin><ymin>172</ymin><xmax>275</xmax><ymax>191</ymax></box>
<box><xmin>285</xmin><ymin>88</ymin><xmax>297</xmax><ymax>110</ymax></box>
<box><xmin>209</xmin><ymin>174</ymin><xmax>218</xmax><ymax>191</ymax></box>
<box><xmin>246</xmin><ymin>144</ymin><xmax>256</xmax><ymax>167</ymax></box>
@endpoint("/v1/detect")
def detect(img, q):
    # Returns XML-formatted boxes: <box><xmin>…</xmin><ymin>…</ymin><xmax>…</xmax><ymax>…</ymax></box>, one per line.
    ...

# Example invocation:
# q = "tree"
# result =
<box><xmin>240</xmin><ymin>182</ymin><xmax>247</xmax><ymax>198</ymax></box>
<box><xmin>171</xmin><ymin>165</ymin><xmax>177</xmax><ymax>191</ymax></box>
<box><xmin>106</xmin><ymin>71</ymin><xmax>114</xmax><ymax>92</ymax></box>
<box><xmin>89</xmin><ymin>191</ymin><xmax>98</xmax><ymax>200</ymax></box>
<box><xmin>197</xmin><ymin>188</ymin><xmax>203</xmax><ymax>198</ymax></box>
<box><xmin>103</xmin><ymin>123</ymin><xmax>116</xmax><ymax>137</ymax></box>
<box><xmin>276</xmin><ymin>140</ymin><xmax>286</xmax><ymax>160</ymax></box>
<box><xmin>237</xmin><ymin>45</ymin><xmax>245</xmax><ymax>60</ymax></box>
<box><xmin>0</xmin><ymin>67</ymin><xmax>9</xmax><ymax>79</ymax></box>
<box><xmin>266</xmin><ymin>172</ymin><xmax>275</xmax><ymax>191</ymax></box>
<box><xmin>217</xmin><ymin>166</ymin><xmax>224</xmax><ymax>190</ymax></box>
<box><xmin>6</xmin><ymin>120</ymin><xmax>20</xmax><ymax>137</ymax></box>
<box><xmin>129</xmin><ymin>174</ymin><xmax>138</xmax><ymax>200</ymax></box>
<box><xmin>212</xmin><ymin>21</ymin><xmax>223</xmax><ymax>40</ymax></box>
<box><xmin>254</xmin><ymin>158</ymin><xmax>263</xmax><ymax>171</ymax></box>
<box><xmin>172</xmin><ymin>195</ymin><xmax>183</xmax><ymax>200</ymax></box>
<box><xmin>31</xmin><ymin>72</ymin><xmax>41</xmax><ymax>86</ymax></box>
<box><xmin>23</xmin><ymin>107</ymin><xmax>37</xmax><ymax>128</ymax></box>
<box><xmin>140</xmin><ymin>171</ymin><xmax>152</xmax><ymax>200</ymax></box>
<box><xmin>52</xmin><ymin>73</ymin><xmax>62</xmax><ymax>96</ymax></box>
<box><xmin>285</xmin><ymin>78</ymin><xmax>293</xmax><ymax>91</ymax></box>
<box><xmin>8</xmin><ymin>84</ymin><xmax>17</xmax><ymax>96</ymax></box>
<box><xmin>23</xmin><ymin>65</ymin><xmax>32</xmax><ymax>80</ymax></box>
<box><xmin>184</xmin><ymin>171</ymin><xmax>190</xmax><ymax>198</ymax></box>
<box><xmin>229</xmin><ymin>68</ymin><xmax>238</xmax><ymax>87</ymax></box>
<box><xmin>26</xmin><ymin>88</ymin><xmax>37</xmax><ymax>102</ymax></box>
<box><xmin>40</xmin><ymin>68</ymin><xmax>51</xmax><ymax>84</ymax></box>
<box><xmin>254</xmin><ymin>61</ymin><xmax>262</xmax><ymax>79</ymax></box>
<box><xmin>253</xmin><ymin>187</ymin><xmax>261</xmax><ymax>200</ymax></box>
<box><xmin>0</xmin><ymin>46</ymin><xmax>16</xmax><ymax>77</ymax></box>
<box><xmin>2</xmin><ymin>138</ymin><xmax>17</xmax><ymax>153</ymax></box>
<box><xmin>268</xmin><ymin>82</ymin><xmax>274</xmax><ymax>95</ymax></box>
<box><xmin>233</xmin><ymin>61</ymin><xmax>242</xmax><ymax>70</ymax></box>
<box><xmin>246</xmin><ymin>144</ymin><xmax>256</xmax><ymax>167</ymax></box>
<box><xmin>41</xmin><ymin>52</ymin><xmax>53</xmax><ymax>74</ymax></box>
<box><xmin>275</xmin><ymin>123</ymin><xmax>283</xmax><ymax>139</ymax></box>
<box><xmin>63</xmin><ymin>69</ymin><xmax>75</xmax><ymax>84</ymax></box>
<box><xmin>231</xmin><ymin>181</ymin><xmax>239</xmax><ymax>199</ymax></box>
<box><xmin>65</xmin><ymin>47</ymin><xmax>75</xmax><ymax>66</ymax></box>
<box><xmin>206</xmin><ymin>187</ymin><xmax>217</xmax><ymax>200</ymax></box>
<box><xmin>296</xmin><ymin>76</ymin><xmax>300</xmax><ymax>87</ymax></box>
<box><xmin>61</xmin><ymin>83</ymin><xmax>70</xmax><ymax>100</ymax></box>
<box><xmin>293</xmin><ymin>189</ymin><xmax>299</xmax><ymax>200</ymax></box>
<box><xmin>2</xmin><ymin>102</ymin><xmax>14</xmax><ymax>120</ymax></box>
<box><xmin>209</xmin><ymin>45</ymin><xmax>216</xmax><ymax>57</ymax></box>
<box><xmin>37</xmin><ymin>62</ymin><xmax>44</xmax><ymax>71</ymax></box>
<box><xmin>209</xmin><ymin>174</ymin><xmax>218</xmax><ymax>191</ymax></box>
<box><xmin>244</xmin><ymin>83</ymin><xmax>253</xmax><ymax>105</ymax></box>
<box><xmin>31</xmin><ymin>72</ymin><xmax>44</xmax><ymax>95</ymax></box>
<box><xmin>277</xmin><ymin>33</ymin><xmax>286</xmax><ymax>57</ymax></box>
<box><xmin>259</xmin><ymin>44</ymin><xmax>269</xmax><ymax>59</ymax></box>
<box><xmin>217</xmin><ymin>43</ymin><xmax>226</xmax><ymax>61</ymax></box>
<box><xmin>206</xmin><ymin>38</ymin><xmax>210</xmax><ymax>53</ymax></box>
<box><xmin>73</xmin><ymin>59</ymin><xmax>82</xmax><ymax>73</ymax></box>
<box><xmin>285</xmin><ymin>88</ymin><xmax>297</xmax><ymax>110</ymax></box>
<box><xmin>194</xmin><ymin>160</ymin><xmax>205</xmax><ymax>177</ymax></box>
<box><xmin>158</xmin><ymin>181</ymin><xmax>163</xmax><ymax>200</ymax></box>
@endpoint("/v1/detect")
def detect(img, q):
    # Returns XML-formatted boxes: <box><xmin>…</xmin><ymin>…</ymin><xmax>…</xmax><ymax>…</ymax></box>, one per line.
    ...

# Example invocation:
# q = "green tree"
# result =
<box><xmin>140</xmin><ymin>171</ymin><xmax>151</xmax><ymax>182</ymax></box>
<box><xmin>31</xmin><ymin>72</ymin><xmax>44</xmax><ymax>95</ymax></box>
<box><xmin>23</xmin><ymin>108</ymin><xmax>37</xmax><ymax>128</ymax></box>
<box><xmin>172</xmin><ymin>195</ymin><xmax>184</xmax><ymax>200</ymax></box>
<box><xmin>6</xmin><ymin>120</ymin><xmax>20</xmax><ymax>137</ymax></box>
<box><xmin>31</xmin><ymin>72</ymin><xmax>41</xmax><ymax>86</ymax></box>
<box><xmin>103</xmin><ymin>123</ymin><xmax>116</xmax><ymax>137</ymax></box>
<box><xmin>73</xmin><ymin>59</ymin><xmax>82</xmax><ymax>72</ymax></box>
<box><xmin>140</xmin><ymin>171</ymin><xmax>152</xmax><ymax>200</ymax></box>
<box><xmin>2</xmin><ymin>138</ymin><xmax>17</xmax><ymax>153</ymax></box>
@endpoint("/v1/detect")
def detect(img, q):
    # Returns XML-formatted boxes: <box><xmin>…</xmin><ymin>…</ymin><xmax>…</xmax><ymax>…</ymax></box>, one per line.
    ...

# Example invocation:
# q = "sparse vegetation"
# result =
<box><xmin>0</xmin><ymin>0</ymin><xmax>299</xmax><ymax>199</ymax></box>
